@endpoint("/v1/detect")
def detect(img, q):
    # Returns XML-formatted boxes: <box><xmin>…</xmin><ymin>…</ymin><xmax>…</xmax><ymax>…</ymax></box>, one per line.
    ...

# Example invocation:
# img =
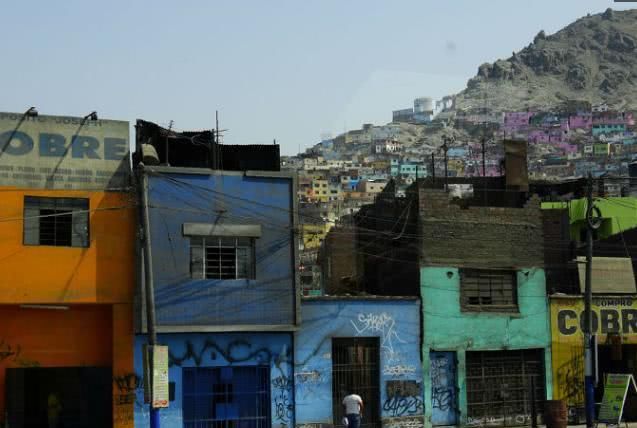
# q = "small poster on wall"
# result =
<box><xmin>598</xmin><ymin>373</ymin><xmax>637</xmax><ymax>425</ymax></box>
<box><xmin>152</xmin><ymin>345</ymin><xmax>170</xmax><ymax>408</ymax></box>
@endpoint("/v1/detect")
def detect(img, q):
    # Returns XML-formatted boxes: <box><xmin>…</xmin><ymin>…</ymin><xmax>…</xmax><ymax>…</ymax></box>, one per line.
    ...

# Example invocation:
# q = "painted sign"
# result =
<box><xmin>0</xmin><ymin>112</ymin><xmax>129</xmax><ymax>190</ymax></box>
<box><xmin>552</xmin><ymin>297</ymin><xmax>637</xmax><ymax>337</ymax></box>
<box><xmin>598</xmin><ymin>373</ymin><xmax>637</xmax><ymax>424</ymax></box>
<box><xmin>152</xmin><ymin>345</ymin><xmax>169</xmax><ymax>408</ymax></box>
<box><xmin>550</xmin><ymin>297</ymin><xmax>637</xmax><ymax>417</ymax></box>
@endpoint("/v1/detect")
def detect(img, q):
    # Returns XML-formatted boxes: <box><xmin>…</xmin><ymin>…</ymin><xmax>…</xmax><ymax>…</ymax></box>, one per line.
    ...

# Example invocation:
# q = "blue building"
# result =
<box><xmin>295</xmin><ymin>297</ymin><xmax>424</xmax><ymax>428</ymax></box>
<box><xmin>134</xmin><ymin>121</ymin><xmax>298</xmax><ymax>428</ymax></box>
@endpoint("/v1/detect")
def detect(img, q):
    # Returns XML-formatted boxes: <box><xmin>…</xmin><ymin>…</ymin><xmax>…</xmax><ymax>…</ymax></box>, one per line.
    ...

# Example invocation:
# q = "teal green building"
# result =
<box><xmin>419</xmin><ymin>188</ymin><xmax>553</xmax><ymax>428</ymax></box>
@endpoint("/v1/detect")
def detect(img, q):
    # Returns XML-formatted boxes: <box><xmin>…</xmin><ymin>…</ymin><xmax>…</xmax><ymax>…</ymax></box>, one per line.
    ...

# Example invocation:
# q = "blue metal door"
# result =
<box><xmin>182</xmin><ymin>366</ymin><xmax>271</xmax><ymax>428</ymax></box>
<box><xmin>430</xmin><ymin>351</ymin><xmax>457</xmax><ymax>426</ymax></box>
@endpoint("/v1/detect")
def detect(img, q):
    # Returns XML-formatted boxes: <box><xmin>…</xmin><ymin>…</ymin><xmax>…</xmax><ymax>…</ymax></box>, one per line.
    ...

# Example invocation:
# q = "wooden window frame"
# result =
<box><xmin>460</xmin><ymin>268</ymin><xmax>518</xmax><ymax>313</ymax></box>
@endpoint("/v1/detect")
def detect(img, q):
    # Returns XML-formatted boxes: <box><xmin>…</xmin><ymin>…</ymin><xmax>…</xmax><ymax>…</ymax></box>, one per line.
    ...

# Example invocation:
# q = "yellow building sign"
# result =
<box><xmin>550</xmin><ymin>296</ymin><xmax>637</xmax><ymax>413</ymax></box>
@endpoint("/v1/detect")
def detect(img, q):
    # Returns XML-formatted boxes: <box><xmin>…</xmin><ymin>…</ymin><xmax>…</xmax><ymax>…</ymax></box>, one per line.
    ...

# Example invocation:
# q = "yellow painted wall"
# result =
<box><xmin>0</xmin><ymin>188</ymin><xmax>135</xmax><ymax>304</ymax></box>
<box><xmin>302</xmin><ymin>223</ymin><xmax>330</xmax><ymax>250</ymax></box>
<box><xmin>550</xmin><ymin>296</ymin><xmax>637</xmax><ymax>409</ymax></box>
<box><xmin>0</xmin><ymin>188</ymin><xmax>135</xmax><ymax>427</ymax></box>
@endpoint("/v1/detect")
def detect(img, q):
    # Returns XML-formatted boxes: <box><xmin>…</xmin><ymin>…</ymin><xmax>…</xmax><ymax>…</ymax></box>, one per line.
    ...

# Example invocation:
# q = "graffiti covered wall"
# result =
<box><xmin>550</xmin><ymin>295</ymin><xmax>637</xmax><ymax>416</ymax></box>
<box><xmin>134</xmin><ymin>333</ymin><xmax>293</xmax><ymax>428</ymax></box>
<box><xmin>294</xmin><ymin>298</ymin><xmax>423</xmax><ymax>428</ymax></box>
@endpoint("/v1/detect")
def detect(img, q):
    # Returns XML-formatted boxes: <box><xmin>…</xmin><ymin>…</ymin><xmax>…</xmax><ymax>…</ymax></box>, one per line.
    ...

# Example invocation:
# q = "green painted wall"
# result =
<box><xmin>542</xmin><ymin>197</ymin><xmax>637</xmax><ymax>242</ymax></box>
<box><xmin>420</xmin><ymin>267</ymin><xmax>553</xmax><ymax>427</ymax></box>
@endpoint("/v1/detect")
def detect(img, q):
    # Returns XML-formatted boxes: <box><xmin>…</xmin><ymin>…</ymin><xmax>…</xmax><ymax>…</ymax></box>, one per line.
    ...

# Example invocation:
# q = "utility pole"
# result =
<box><xmin>214</xmin><ymin>110</ymin><xmax>220</xmax><ymax>170</ymax></box>
<box><xmin>481</xmin><ymin>136</ymin><xmax>487</xmax><ymax>206</ymax></box>
<box><xmin>442</xmin><ymin>137</ymin><xmax>449</xmax><ymax>191</ymax></box>
<box><xmin>481</xmin><ymin>136</ymin><xmax>486</xmax><ymax>177</ymax></box>
<box><xmin>165</xmin><ymin>120</ymin><xmax>174</xmax><ymax>166</ymax></box>
<box><xmin>138</xmin><ymin>165</ymin><xmax>160</xmax><ymax>428</ymax></box>
<box><xmin>431</xmin><ymin>153</ymin><xmax>436</xmax><ymax>185</ymax></box>
<box><xmin>584</xmin><ymin>173</ymin><xmax>596</xmax><ymax>428</ymax></box>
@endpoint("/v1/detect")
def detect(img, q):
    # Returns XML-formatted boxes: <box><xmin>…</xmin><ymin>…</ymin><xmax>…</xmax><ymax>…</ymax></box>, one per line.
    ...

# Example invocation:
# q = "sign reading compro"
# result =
<box><xmin>0</xmin><ymin>112</ymin><xmax>129</xmax><ymax>190</ymax></box>
<box><xmin>551</xmin><ymin>297</ymin><xmax>637</xmax><ymax>338</ymax></box>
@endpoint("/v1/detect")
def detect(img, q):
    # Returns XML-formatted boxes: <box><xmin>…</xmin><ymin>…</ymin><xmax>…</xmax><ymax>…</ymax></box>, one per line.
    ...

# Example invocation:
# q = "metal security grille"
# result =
<box><xmin>190</xmin><ymin>237</ymin><xmax>254</xmax><ymax>279</ymax></box>
<box><xmin>23</xmin><ymin>196</ymin><xmax>89</xmax><ymax>248</ymax></box>
<box><xmin>466</xmin><ymin>350</ymin><xmax>545</xmax><ymax>427</ymax></box>
<box><xmin>182</xmin><ymin>366</ymin><xmax>271</xmax><ymax>428</ymax></box>
<box><xmin>461</xmin><ymin>269</ymin><xmax>517</xmax><ymax>311</ymax></box>
<box><xmin>332</xmin><ymin>338</ymin><xmax>381</xmax><ymax>428</ymax></box>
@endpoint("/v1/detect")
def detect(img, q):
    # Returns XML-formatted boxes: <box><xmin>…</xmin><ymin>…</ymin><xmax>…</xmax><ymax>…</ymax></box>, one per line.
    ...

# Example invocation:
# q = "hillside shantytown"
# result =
<box><xmin>6</xmin><ymin>5</ymin><xmax>637</xmax><ymax>428</ymax></box>
<box><xmin>0</xmin><ymin>106</ymin><xmax>637</xmax><ymax>428</ymax></box>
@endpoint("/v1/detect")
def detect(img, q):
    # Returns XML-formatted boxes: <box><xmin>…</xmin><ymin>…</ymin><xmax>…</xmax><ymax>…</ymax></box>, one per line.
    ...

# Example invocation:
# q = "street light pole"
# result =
<box><xmin>138</xmin><ymin>165</ymin><xmax>160</xmax><ymax>428</ymax></box>
<box><xmin>442</xmin><ymin>137</ymin><xmax>449</xmax><ymax>192</ymax></box>
<box><xmin>584</xmin><ymin>173</ymin><xmax>596</xmax><ymax>428</ymax></box>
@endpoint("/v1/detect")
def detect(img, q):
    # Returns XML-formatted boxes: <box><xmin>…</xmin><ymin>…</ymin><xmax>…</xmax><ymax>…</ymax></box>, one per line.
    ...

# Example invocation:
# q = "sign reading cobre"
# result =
<box><xmin>0</xmin><ymin>112</ymin><xmax>129</xmax><ymax>190</ymax></box>
<box><xmin>555</xmin><ymin>297</ymin><xmax>637</xmax><ymax>336</ymax></box>
<box><xmin>0</xmin><ymin>130</ymin><xmax>126</xmax><ymax>160</ymax></box>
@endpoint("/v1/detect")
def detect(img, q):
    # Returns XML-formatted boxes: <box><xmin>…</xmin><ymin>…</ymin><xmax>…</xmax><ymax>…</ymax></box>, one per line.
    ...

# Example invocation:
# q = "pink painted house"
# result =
<box><xmin>569</xmin><ymin>112</ymin><xmax>592</xmax><ymax>130</ymax></box>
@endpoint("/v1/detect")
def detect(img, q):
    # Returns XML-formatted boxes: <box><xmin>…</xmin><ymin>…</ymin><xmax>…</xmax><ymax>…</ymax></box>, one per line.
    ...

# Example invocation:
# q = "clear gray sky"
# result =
<box><xmin>1</xmin><ymin>1</ymin><xmax>631</xmax><ymax>154</ymax></box>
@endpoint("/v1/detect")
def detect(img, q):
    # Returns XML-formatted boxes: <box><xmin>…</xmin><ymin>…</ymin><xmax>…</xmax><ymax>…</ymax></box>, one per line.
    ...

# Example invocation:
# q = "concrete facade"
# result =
<box><xmin>418</xmin><ymin>188</ymin><xmax>552</xmax><ymax>428</ymax></box>
<box><xmin>295</xmin><ymin>298</ymin><xmax>424</xmax><ymax>428</ymax></box>
<box><xmin>420</xmin><ymin>267</ymin><xmax>553</xmax><ymax>427</ymax></box>
<box><xmin>135</xmin><ymin>166</ymin><xmax>298</xmax><ymax>427</ymax></box>
<box><xmin>135</xmin><ymin>333</ymin><xmax>294</xmax><ymax>428</ymax></box>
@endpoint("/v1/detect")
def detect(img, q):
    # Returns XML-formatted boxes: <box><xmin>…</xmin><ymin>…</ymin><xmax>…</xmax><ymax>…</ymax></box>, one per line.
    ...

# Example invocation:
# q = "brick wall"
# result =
<box><xmin>542</xmin><ymin>208</ymin><xmax>578</xmax><ymax>293</ymax></box>
<box><xmin>419</xmin><ymin>188</ymin><xmax>544</xmax><ymax>268</ymax></box>
<box><xmin>321</xmin><ymin>225</ymin><xmax>358</xmax><ymax>294</ymax></box>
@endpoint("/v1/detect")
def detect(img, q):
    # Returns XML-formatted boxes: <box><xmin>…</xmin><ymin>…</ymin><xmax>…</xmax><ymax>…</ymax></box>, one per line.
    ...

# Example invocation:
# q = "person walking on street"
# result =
<box><xmin>343</xmin><ymin>392</ymin><xmax>364</xmax><ymax>428</ymax></box>
<box><xmin>47</xmin><ymin>392</ymin><xmax>62</xmax><ymax>428</ymax></box>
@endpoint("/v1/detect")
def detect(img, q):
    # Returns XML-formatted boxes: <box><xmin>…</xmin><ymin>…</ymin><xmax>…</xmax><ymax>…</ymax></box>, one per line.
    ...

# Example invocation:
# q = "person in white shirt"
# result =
<box><xmin>342</xmin><ymin>393</ymin><xmax>364</xmax><ymax>428</ymax></box>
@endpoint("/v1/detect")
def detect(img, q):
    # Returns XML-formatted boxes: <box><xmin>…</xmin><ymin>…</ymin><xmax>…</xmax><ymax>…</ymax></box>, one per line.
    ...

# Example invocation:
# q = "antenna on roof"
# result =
<box><xmin>165</xmin><ymin>120</ymin><xmax>174</xmax><ymax>166</ymax></box>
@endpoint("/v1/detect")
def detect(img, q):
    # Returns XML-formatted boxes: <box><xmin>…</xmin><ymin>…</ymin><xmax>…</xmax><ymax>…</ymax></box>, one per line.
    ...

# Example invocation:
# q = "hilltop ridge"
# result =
<box><xmin>456</xmin><ymin>8</ymin><xmax>637</xmax><ymax>112</ymax></box>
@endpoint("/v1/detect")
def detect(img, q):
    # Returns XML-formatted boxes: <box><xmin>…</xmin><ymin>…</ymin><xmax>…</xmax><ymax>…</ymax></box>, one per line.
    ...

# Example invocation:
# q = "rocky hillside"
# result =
<box><xmin>455</xmin><ymin>8</ymin><xmax>637</xmax><ymax>112</ymax></box>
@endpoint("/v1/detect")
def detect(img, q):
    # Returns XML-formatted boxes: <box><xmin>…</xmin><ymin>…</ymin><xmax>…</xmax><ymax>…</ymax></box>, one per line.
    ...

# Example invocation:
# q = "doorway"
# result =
<box><xmin>466</xmin><ymin>349</ymin><xmax>546</xmax><ymax>426</ymax></box>
<box><xmin>430</xmin><ymin>351</ymin><xmax>458</xmax><ymax>426</ymax></box>
<box><xmin>332</xmin><ymin>337</ymin><xmax>381</xmax><ymax>428</ymax></box>
<box><xmin>182</xmin><ymin>366</ymin><xmax>272</xmax><ymax>428</ymax></box>
<box><xmin>5</xmin><ymin>366</ymin><xmax>112</xmax><ymax>428</ymax></box>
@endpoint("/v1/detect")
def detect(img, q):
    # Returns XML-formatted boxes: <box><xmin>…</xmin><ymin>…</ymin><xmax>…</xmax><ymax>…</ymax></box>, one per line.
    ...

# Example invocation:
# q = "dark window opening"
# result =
<box><xmin>6</xmin><ymin>366</ymin><xmax>112</xmax><ymax>428</ymax></box>
<box><xmin>190</xmin><ymin>236</ymin><xmax>255</xmax><ymax>280</ymax></box>
<box><xmin>182</xmin><ymin>366</ymin><xmax>271</xmax><ymax>428</ymax></box>
<box><xmin>461</xmin><ymin>269</ymin><xmax>518</xmax><ymax>312</ymax></box>
<box><xmin>332</xmin><ymin>338</ymin><xmax>381</xmax><ymax>428</ymax></box>
<box><xmin>23</xmin><ymin>196</ymin><xmax>89</xmax><ymax>248</ymax></box>
<box><xmin>466</xmin><ymin>349</ymin><xmax>546</xmax><ymax>427</ymax></box>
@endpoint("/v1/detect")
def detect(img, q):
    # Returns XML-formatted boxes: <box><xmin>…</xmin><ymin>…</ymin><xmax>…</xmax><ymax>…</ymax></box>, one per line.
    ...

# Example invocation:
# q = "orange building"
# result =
<box><xmin>0</xmin><ymin>112</ymin><xmax>135</xmax><ymax>428</ymax></box>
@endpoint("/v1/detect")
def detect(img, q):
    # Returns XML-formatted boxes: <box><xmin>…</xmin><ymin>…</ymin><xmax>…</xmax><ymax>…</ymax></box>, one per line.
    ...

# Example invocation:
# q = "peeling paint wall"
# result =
<box><xmin>420</xmin><ymin>267</ymin><xmax>553</xmax><ymax>428</ymax></box>
<box><xmin>295</xmin><ymin>299</ymin><xmax>424</xmax><ymax>428</ymax></box>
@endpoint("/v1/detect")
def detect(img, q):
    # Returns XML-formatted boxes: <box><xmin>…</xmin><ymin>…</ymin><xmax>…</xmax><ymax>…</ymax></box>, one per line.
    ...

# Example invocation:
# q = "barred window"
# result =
<box><xmin>23</xmin><ymin>196</ymin><xmax>89</xmax><ymax>248</ymax></box>
<box><xmin>460</xmin><ymin>269</ymin><xmax>517</xmax><ymax>312</ymax></box>
<box><xmin>190</xmin><ymin>236</ymin><xmax>255</xmax><ymax>280</ymax></box>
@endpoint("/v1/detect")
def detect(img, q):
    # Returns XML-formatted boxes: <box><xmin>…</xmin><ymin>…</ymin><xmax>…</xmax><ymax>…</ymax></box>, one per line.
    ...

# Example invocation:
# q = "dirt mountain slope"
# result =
<box><xmin>455</xmin><ymin>8</ymin><xmax>637</xmax><ymax>112</ymax></box>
